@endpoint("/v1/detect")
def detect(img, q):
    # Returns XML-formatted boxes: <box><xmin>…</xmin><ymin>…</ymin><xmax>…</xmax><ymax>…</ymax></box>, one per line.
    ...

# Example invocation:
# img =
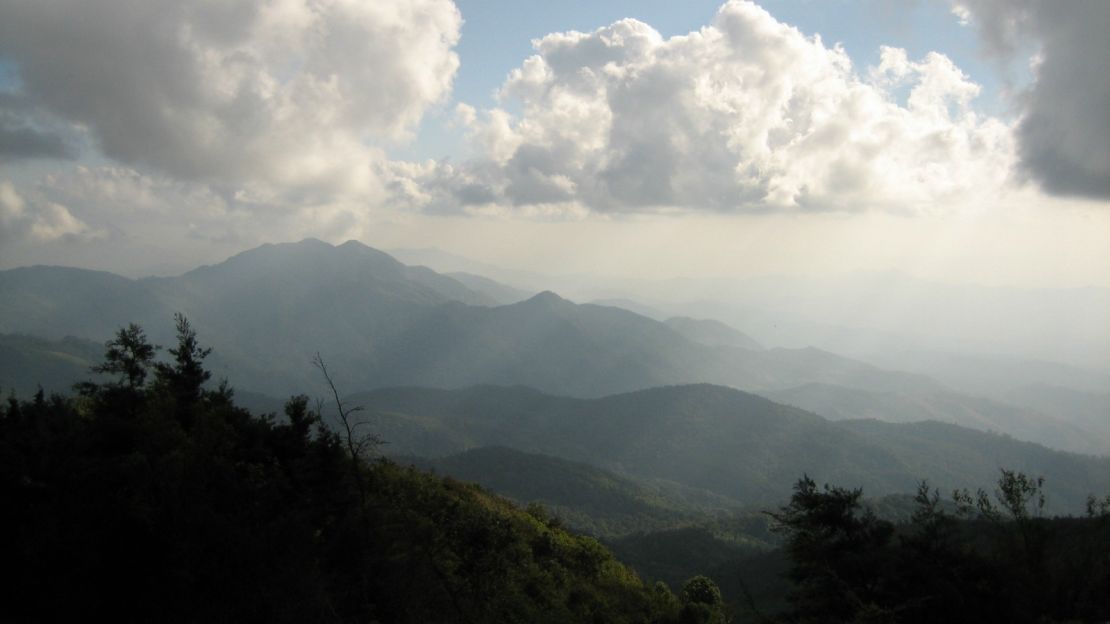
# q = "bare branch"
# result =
<box><xmin>311</xmin><ymin>352</ymin><xmax>379</xmax><ymax>460</ymax></box>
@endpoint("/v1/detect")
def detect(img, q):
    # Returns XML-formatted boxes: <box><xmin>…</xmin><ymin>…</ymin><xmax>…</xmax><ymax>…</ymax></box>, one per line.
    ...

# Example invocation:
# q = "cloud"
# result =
<box><xmin>0</xmin><ymin>121</ymin><xmax>73</xmax><ymax>161</ymax></box>
<box><xmin>0</xmin><ymin>179</ymin><xmax>93</xmax><ymax>243</ymax></box>
<box><xmin>0</xmin><ymin>0</ymin><xmax>461</xmax><ymax>200</ymax></box>
<box><xmin>30</xmin><ymin>165</ymin><xmax>367</xmax><ymax>248</ymax></box>
<box><xmin>952</xmin><ymin>0</ymin><xmax>1110</xmax><ymax>199</ymax></box>
<box><xmin>0</xmin><ymin>94</ymin><xmax>75</xmax><ymax>161</ymax></box>
<box><xmin>412</xmin><ymin>1</ymin><xmax>1014</xmax><ymax>215</ymax></box>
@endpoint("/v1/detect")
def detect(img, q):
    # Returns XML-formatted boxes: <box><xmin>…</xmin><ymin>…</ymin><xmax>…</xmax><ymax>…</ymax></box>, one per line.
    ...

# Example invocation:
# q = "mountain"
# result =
<box><xmin>346</xmin><ymin>384</ymin><xmax>1110</xmax><ymax>514</ymax></box>
<box><xmin>587</xmin><ymin>273</ymin><xmax>1110</xmax><ymax>373</ymax></box>
<box><xmin>387</xmin><ymin>246</ymin><xmax>546</xmax><ymax>291</ymax></box>
<box><xmin>404</xmin><ymin>446</ymin><xmax>740</xmax><ymax>537</ymax></box>
<box><xmin>1005</xmin><ymin>384</ymin><xmax>1110</xmax><ymax>444</ymax></box>
<box><xmin>0</xmin><ymin>333</ymin><xmax>104</xmax><ymax>396</ymax></box>
<box><xmin>763</xmin><ymin>382</ymin><xmax>1108</xmax><ymax>457</ymax></box>
<box><xmin>0</xmin><ymin>239</ymin><xmax>495</xmax><ymax>341</ymax></box>
<box><xmin>353</xmin><ymin>292</ymin><xmax>941</xmax><ymax>397</ymax></box>
<box><xmin>837</xmin><ymin>418</ymin><xmax>1110</xmax><ymax>507</ymax></box>
<box><xmin>0</xmin><ymin>240</ymin><xmax>496</xmax><ymax>394</ymax></box>
<box><xmin>0</xmin><ymin>265</ymin><xmax>170</xmax><ymax>340</ymax></box>
<box><xmin>140</xmin><ymin>239</ymin><xmax>497</xmax><ymax>387</ymax></box>
<box><xmin>860</xmin><ymin>349</ymin><xmax>1110</xmax><ymax>398</ymax></box>
<box><xmin>0</xmin><ymin>240</ymin><xmax>943</xmax><ymax>399</ymax></box>
<box><xmin>664</xmin><ymin>316</ymin><xmax>763</xmax><ymax>350</ymax></box>
<box><xmin>446</xmin><ymin>271</ymin><xmax>533</xmax><ymax>304</ymax></box>
<box><xmin>589</xmin><ymin>298</ymin><xmax>669</xmax><ymax>320</ymax></box>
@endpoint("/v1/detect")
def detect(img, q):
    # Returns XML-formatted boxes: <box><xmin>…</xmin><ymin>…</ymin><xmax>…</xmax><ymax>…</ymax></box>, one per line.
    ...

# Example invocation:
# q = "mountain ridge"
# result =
<box><xmin>0</xmin><ymin>239</ymin><xmax>982</xmax><ymax>408</ymax></box>
<box><xmin>345</xmin><ymin>382</ymin><xmax>1110</xmax><ymax>514</ymax></box>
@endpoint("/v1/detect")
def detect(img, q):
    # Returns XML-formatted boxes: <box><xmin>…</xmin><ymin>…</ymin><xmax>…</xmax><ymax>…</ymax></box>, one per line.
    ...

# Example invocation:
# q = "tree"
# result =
<box><xmin>681</xmin><ymin>575</ymin><xmax>723</xmax><ymax>606</ymax></box>
<box><xmin>768</xmin><ymin>475</ymin><xmax>895</xmax><ymax>623</ymax></box>
<box><xmin>76</xmin><ymin>323</ymin><xmax>158</xmax><ymax>416</ymax></box>
<box><xmin>153</xmin><ymin>313</ymin><xmax>212</xmax><ymax>413</ymax></box>
<box><xmin>311</xmin><ymin>352</ymin><xmax>380</xmax><ymax>614</ymax></box>
<box><xmin>953</xmin><ymin>469</ymin><xmax>1050</xmax><ymax>613</ymax></box>
<box><xmin>679</xmin><ymin>575</ymin><xmax>726</xmax><ymax>624</ymax></box>
<box><xmin>311</xmin><ymin>353</ymin><xmax>381</xmax><ymax>479</ymax></box>
<box><xmin>953</xmin><ymin>469</ymin><xmax>1045</xmax><ymax>523</ymax></box>
<box><xmin>87</xmin><ymin>323</ymin><xmax>157</xmax><ymax>391</ymax></box>
<box><xmin>1086</xmin><ymin>493</ymin><xmax>1110</xmax><ymax>518</ymax></box>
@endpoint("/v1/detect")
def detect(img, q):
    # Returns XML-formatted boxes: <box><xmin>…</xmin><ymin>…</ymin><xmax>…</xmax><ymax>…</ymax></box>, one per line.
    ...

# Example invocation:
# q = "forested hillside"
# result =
<box><xmin>347</xmin><ymin>384</ymin><xmax>1110</xmax><ymax>514</ymax></box>
<box><xmin>0</xmin><ymin>319</ymin><xmax>710</xmax><ymax>624</ymax></box>
<box><xmin>406</xmin><ymin>446</ymin><xmax>743</xmax><ymax>537</ymax></box>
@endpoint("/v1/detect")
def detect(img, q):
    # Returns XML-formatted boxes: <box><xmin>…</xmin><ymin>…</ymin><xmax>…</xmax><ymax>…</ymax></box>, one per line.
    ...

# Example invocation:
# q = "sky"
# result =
<box><xmin>0</xmin><ymin>0</ymin><xmax>1108</xmax><ymax>287</ymax></box>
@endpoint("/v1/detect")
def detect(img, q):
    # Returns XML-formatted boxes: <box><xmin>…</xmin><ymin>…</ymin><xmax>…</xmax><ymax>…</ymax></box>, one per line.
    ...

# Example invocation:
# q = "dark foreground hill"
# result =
<box><xmin>349</xmin><ymin>384</ymin><xmax>1110</xmax><ymax>514</ymax></box>
<box><xmin>0</xmin><ymin>331</ymin><xmax>699</xmax><ymax>624</ymax></box>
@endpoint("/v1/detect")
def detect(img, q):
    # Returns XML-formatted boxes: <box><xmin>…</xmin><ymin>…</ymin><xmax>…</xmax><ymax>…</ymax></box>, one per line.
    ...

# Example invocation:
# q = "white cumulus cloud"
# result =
<box><xmin>409</xmin><ymin>0</ymin><xmax>1015</xmax><ymax>215</ymax></box>
<box><xmin>0</xmin><ymin>180</ymin><xmax>93</xmax><ymax>243</ymax></box>
<box><xmin>0</xmin><ymin>0</ymin><xmax>461</xmax><ymax>203</ymax></box>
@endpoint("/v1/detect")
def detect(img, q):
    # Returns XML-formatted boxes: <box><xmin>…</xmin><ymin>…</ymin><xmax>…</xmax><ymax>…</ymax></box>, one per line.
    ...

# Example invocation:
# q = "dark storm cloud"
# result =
<box><xmin>956</xmin><ymin>0</ymin><xmax>1110</xmax><ymax>200</ymax></box>
<box><xmin>0</xmin><ymin>120</ymin><xmax>73</xmax><ymax>160</ymax></box>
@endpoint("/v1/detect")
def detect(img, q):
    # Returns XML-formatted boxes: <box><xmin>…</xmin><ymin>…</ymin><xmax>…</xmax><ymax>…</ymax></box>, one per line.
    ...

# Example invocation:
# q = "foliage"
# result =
<box><xmin>152</xmin><ymin>313</ymin><xmax>212</xmax><ymax>410</ymax></box>
<box><xmin>87</xmin><ymin>322</ymin><xmax>157</xmax><ymax>390</ymax></box>
<box><xmin>1087</xmin><ymin>493</ymin><xmax>1110</xmax><ymax>518</ymax></box>
<box><xmin>0</xmin><ymin>319</ymin><xmax>687</xmax><ymax>623</ymax></box>
<box><xmin>410</xmin><ymin>445</ymin><xmax>744</xmax><ymax>538</ymax></box>
<box><xmin>679</xmin><ymin>575</ymin><xmax>728</xmax><ymax>624</ymax></box>
<box><xmin>764</xmin><ymin>473</ymin><xmax>1110</xmax><ymax>624</ymax></box>
<box><xmin>767</xmin><ymin>476</ymin><xmax>896</xmax><ymax>622</ymax></box>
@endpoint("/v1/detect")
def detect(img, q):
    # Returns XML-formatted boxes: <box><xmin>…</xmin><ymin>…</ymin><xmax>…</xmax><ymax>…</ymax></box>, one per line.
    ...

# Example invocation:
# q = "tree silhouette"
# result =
<box><xmin>768</xmin><ymin>475</ymin><xmax>895</xmax><ymax>623</ymax></box>
<box><xmin>154</xmin><ymin>313</ymin><xmax>212</xmax><ymax>409</ymax></box>
<box><xmin>88</xmin><ymin>322</ymin><xmax>157</xmax><ymax>390</ymax></box>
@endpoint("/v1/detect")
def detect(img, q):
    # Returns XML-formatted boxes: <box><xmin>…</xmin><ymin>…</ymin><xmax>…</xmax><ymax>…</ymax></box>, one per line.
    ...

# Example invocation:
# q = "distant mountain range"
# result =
<box><xmin>445</xmin><ymin>271</ymin><xmax>533</xmax><ymax>304</ymax></box>
<box><xmin>0</xmin><ymin>239</ymin><xmax>940</xmax><ymax>400</ymax></box>
<box><xmin>2</xmin><ymin>238</ymin><xmax>1106</xmax><ymax>459</ymax></box>
<box><xmin>346</xmin><ymin>383</ymin><xmax>1110</xmax><ymax>515</ymax></box>
<box><xmin>663</xmin><ymin>316</ymin><xmax>763</xmax><ymax>350</ymax></box>
<box><xmin>762</xmin><ymin>382</ymin><xmax>1110</xmax><ymax>456</ymax></box>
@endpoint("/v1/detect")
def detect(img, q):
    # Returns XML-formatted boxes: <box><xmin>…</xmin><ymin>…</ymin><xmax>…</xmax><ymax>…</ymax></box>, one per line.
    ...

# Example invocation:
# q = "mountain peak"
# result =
<box><xmin>524</xmin><ymin>290</ymin><xmax>571</xmax><ymax>306</ymax></box>
<box><xmin>295</xmin><ymin>237</ymin><xmax>333</xmax><ymax>248</ymax></box>
<box><xmin>170</xmin><ymin>238</ymin><xmax>494</xmax><ymax>307</ymax></box>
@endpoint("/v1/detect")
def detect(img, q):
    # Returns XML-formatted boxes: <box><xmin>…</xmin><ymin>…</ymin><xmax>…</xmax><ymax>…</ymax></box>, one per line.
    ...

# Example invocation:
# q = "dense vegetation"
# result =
<box><xmin>759</xmin><ymin>474</ymin><xmax>1110</xmax><ymax>623</ymax></box>
<box><xmin>406</xmin><ymin>446</ymin><xmax>745</xmax><ymax>538</ymax></box>
<box><xmin>0</xmin><ymin>318</ymin><xmax>723</xmax><ymax>623</ymax></box>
